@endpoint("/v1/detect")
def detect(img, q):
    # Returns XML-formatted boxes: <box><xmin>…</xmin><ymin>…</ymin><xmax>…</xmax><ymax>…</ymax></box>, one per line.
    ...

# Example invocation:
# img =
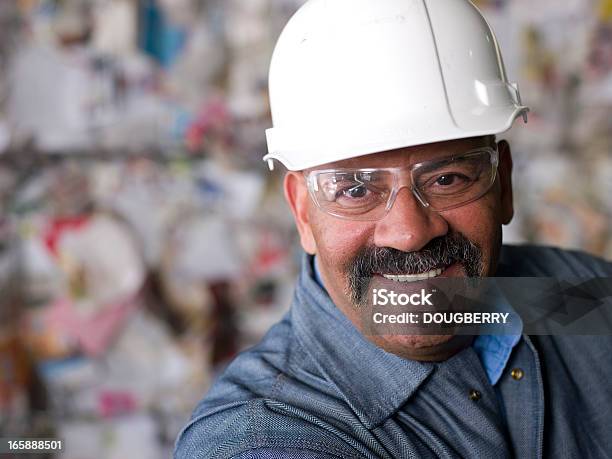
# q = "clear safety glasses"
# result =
<box><xmin>305</xmin><ymin>147</ymin><xmax>499</xmax><ymax>221</ymax></box>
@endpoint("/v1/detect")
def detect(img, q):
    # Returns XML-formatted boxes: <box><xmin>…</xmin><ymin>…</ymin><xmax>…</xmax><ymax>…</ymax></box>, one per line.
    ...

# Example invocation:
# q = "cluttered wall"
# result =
<box><xmin>0</xmin><ymin>0</ymin><xmax>610</xmax><ymax>457</ymax></box>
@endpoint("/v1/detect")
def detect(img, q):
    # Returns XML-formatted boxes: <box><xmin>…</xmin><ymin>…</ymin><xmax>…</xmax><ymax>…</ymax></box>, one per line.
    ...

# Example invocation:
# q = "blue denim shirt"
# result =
<box><xmin>175</xmin><ymin>245</ymin><xmax>612</xmax><ymax>458</ymax></box>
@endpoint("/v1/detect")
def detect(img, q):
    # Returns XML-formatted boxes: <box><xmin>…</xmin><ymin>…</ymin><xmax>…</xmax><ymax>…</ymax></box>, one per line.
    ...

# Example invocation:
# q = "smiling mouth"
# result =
<box><xmin>381</xmin><ymin>268</ymin><xmax>444</xmax><ymax>283</ymax></box>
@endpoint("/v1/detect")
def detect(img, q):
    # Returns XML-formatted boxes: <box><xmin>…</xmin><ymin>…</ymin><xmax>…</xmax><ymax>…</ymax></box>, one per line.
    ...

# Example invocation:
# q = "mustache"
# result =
<box><xmin>344</xmin><ymin>233</ymin><xmax>483</xmax><ymax>305</ymax></box>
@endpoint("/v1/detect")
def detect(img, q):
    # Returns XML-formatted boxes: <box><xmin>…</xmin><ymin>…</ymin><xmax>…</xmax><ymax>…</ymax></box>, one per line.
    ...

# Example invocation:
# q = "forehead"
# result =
<box><xmin>308</xmin><ymin>136</ymin><xmax>493</xmax><ymax>171</ymax></box>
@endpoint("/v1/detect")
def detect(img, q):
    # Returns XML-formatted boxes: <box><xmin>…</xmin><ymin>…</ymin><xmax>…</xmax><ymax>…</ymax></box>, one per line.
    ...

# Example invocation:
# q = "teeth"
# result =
<box><xmin>382</xmin><ymin>268</ymin><xmax>443</xmax><ymax>282</ymax></box>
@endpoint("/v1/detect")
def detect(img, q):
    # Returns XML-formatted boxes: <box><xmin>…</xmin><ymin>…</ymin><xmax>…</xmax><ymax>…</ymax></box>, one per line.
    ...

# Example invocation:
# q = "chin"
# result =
<box><xmin>368</xmin><ymin>334</ymin><xmax>470</xmax><ymax>362</ymax></box>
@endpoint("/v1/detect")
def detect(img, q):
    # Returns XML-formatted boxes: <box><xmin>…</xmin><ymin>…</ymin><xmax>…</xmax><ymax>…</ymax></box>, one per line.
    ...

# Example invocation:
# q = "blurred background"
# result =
<box><xmin>0</xmin><ymin>0</ymin><xmax>610</xmax><ymax>457</ymax></box>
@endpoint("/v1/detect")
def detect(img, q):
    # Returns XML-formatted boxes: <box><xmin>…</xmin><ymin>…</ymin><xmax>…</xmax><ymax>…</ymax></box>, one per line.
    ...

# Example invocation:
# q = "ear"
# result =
<box><xmin>497</xmin><ymin>140</ymin><xmax>514</xmax><ymax>225</ymax></box>
<box><xmin>284</xmin><ymin>172</ymin><xmax>317</xmax><ymax>254</ymax></box>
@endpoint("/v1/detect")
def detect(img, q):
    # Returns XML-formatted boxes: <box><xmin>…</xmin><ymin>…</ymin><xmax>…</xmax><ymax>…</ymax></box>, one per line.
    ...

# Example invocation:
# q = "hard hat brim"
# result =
<box><xmin>264</xmin><ymin>105</ymin><xmax>528</xmax><ymax>171</ymax></box>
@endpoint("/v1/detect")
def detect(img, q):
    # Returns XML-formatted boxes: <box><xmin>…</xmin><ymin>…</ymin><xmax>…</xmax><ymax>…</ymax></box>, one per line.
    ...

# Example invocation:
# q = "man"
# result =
<box><xmin>175</xmin><ymin>0</ymin><xmax>612</xmax><ymax>457</ymax></box>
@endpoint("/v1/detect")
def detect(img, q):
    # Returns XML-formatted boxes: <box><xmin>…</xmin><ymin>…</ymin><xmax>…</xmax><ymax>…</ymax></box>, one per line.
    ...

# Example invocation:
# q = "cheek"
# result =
<box><xmin>308</xmin><ymin>209</ymin><xmax>373</xmax><ymax>284</ymax></box>
<box><xmin>311</xmin><ymin>216</ymin><xmax>371</xmax><ymax>266</ymax></box>
<box><xmin>442</xmin><ymin>195</ymin><xmax>503</xmax><ymax>273</ymax></box>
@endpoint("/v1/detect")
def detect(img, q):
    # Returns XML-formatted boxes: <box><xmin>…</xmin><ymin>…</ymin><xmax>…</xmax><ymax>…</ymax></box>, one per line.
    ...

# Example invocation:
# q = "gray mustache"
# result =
<box><xmin>345</xmin><ymin>233</ymin><xmax>483</xmax><ymax>305</ymax></box>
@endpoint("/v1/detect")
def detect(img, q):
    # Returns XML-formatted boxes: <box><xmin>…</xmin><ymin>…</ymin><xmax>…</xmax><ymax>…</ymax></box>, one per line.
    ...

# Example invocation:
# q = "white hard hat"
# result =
<box><xmin>264</xmin><ymin>0</ymin><xmax>529</xmax><ymax>171</ymax></box>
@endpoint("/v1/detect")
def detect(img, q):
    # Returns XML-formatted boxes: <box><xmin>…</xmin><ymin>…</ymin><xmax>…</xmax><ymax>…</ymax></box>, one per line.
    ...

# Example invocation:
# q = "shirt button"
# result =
<box><xmin>468</xmin><ymin>389</ymin><xmax>481</xmax><ymax>401</ymax></box>
<box><xmin>511</xmin><ymin>368</ymin><xmax>525</xmax><ymax>381</ymax></box>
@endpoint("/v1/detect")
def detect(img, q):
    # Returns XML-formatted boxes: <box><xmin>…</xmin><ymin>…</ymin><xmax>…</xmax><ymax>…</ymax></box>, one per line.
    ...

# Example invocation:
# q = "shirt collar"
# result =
<box><xmin>292</xmin><ymin>254</ymin><xmax>435</xmax><ymax>429</ymax></box>
<box><xmin>472</xmin><ymin>283</ymin><xmax>523</xmax><ymax>384</ymax></box>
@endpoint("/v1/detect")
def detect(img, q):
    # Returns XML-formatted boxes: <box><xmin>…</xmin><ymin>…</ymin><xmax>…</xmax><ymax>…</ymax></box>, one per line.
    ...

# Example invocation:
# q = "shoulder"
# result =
<box><xmin>174</xmin><ymin>316</ymin><xmax>362</xmax><ymax>459</ymax></box>
<box><xmin>498</xmin><ymin>244</ymin><xmax>612</xmax><ymax>277</ymax></box>
<box><xmin>174</xmin><ymin>398</ymin><xmax>352</xmax><ymax>459</ymax></box>
<box><xmin>230</xmin><ymin>449</ymin><xmax>341</xmax><ymax>458</ymax></box>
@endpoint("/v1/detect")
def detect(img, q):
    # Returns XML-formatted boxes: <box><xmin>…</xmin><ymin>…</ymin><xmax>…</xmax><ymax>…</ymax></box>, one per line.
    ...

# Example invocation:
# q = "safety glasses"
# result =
<box><xmin>305</xmin><ymin>147</ymin><xmax>499</xmax><ymax>221</ymax></box>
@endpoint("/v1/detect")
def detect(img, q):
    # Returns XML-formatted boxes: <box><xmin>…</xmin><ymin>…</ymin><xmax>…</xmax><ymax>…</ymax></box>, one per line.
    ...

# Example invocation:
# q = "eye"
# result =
<box><xmin>435</xmin><ymin>174</ymin><xmax>463</xmax><ymax>186</ymax></box>
<box><xmin>317</xmin><ymin>171</ymin><xmax>390</xmax><ymax>209</ymax></box>
<box><xmin>341</xmin><ymin>184</ymin><xmax>368</xmax><ymax>199</ymax></box>
<box><xmin>418</xmin><ymin>172</ymin><xmax>474</xmax><ymax>196</ymax></box>
<box><xmin>334</xmin><ymin>181</ymin><xmax>387</xmax><ymax>209</ymax></box>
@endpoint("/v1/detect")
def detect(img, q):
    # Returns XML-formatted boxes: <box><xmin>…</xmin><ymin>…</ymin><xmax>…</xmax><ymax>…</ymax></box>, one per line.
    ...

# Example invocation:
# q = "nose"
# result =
<box><xmin>373</xmin><ymin>187</ymin><xmax>449</xmax><ymax>252</ymax></box>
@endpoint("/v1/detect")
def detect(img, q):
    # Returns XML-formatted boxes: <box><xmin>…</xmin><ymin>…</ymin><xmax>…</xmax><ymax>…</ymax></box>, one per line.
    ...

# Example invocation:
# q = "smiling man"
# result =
<box><xmin>288</xmin><ymin>135</ymin><xmax>509</xmax><ymax>363</ymax></box>
<box><xmin>175</xmin><ymin>1</ymin><xmax>612</xmax><ymax>458</ymax></box>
